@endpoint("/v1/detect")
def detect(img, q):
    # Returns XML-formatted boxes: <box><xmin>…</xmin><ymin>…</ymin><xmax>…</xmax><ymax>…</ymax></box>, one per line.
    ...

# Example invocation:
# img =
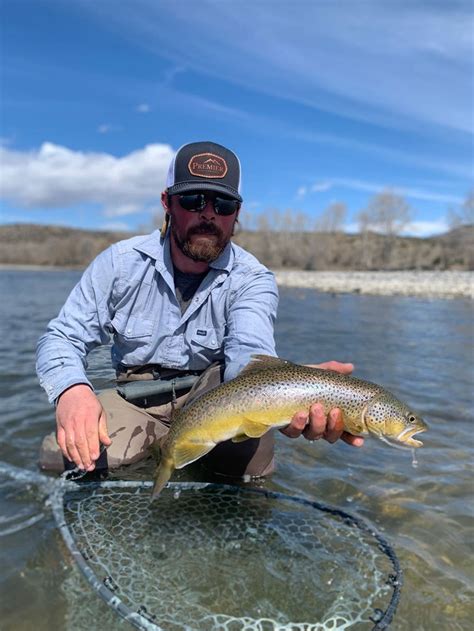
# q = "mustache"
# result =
<box><xmin>188</xmin><ymin>222</ymin><xmax>223</xmax><ymax>237</ymax></box>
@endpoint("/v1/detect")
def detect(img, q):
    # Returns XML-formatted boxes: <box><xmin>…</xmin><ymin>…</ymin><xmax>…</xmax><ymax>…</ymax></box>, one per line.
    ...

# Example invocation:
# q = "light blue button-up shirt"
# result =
<box><xmin>36</xmin><ymin>229</ymin><xmax>279</xmax><ymax>404</ymax></box>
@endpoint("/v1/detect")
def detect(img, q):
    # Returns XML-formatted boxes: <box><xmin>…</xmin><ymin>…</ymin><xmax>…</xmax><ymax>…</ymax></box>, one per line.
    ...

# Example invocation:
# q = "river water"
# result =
<box><xmin>0</xmin><ymin>269</ymin><xmax>473</xmax><ymax>630</ymax></box>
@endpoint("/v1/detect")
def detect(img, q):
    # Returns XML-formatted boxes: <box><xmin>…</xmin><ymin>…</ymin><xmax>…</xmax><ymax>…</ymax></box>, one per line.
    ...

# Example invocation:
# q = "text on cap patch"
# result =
<box><xmin>188</xmin><ymin>153</ymin><xmax>228</xmax><ymax>179</ymax></box>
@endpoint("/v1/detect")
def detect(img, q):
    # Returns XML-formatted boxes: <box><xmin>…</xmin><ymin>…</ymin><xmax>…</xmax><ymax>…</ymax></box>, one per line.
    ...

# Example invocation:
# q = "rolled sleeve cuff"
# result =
<box><xmin>224</xmin><ymin>354</ymin><xmax>277</xmax><ymax>382</ymax></box>
<box><xmin>39</xmin><ymin>372</ymin><xmax>94</xmax><ymax>405</ymax></box>
<box><xmin>224</xmin><ymin>359</ymin><xmax>247</xmax><ymax>383</ymax></box>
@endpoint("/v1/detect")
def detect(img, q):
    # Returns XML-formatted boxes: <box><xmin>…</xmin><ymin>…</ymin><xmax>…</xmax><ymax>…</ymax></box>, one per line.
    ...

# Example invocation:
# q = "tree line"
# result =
<box><xmin>239</xmin><ymin>189</ymin><xmax>473</xmax><ymax>236</ymax></box>
<box><xmin>1</xmin><ymin>191</ymin><xmax>472</xmax><ymax>271</ymax></box>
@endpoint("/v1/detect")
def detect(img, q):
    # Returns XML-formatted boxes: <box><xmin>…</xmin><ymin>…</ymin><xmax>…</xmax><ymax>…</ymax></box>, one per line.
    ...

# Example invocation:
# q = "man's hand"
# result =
<box><xmin>279</xmin><ymin>361</ymin><xmax>364</xmax><ymax>447</ymax></box>
<box><xmin>56</xmin><ymin>384</ymin><xmax>112</xmax><ymax>470</ymax></box>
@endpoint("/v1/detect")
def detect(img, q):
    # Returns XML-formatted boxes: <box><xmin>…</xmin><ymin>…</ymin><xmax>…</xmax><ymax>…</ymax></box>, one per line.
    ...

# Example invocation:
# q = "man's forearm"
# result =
<box><xmin>36</xmin><ymin>331</ymin><xmax>94</xmax><ymax>403</ymax></box>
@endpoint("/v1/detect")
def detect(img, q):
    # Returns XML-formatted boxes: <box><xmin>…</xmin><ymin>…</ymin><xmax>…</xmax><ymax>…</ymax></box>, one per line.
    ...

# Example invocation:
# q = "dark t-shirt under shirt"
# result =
<box><xmin>173</xmin><ymin>265</ymin><xmax>208</xmax><ymax>314</ymax></box>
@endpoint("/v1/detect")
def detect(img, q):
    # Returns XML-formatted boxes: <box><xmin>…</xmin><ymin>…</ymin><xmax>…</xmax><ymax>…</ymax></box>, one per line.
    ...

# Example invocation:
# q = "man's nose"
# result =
<box><xmin>199</xmin><ymin>199</ymin><xmax>217</xmax><ymax>218</ymax></box>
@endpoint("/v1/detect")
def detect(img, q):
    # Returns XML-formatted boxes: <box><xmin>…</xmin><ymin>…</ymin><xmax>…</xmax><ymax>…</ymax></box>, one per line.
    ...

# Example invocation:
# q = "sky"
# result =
<box><xmin>0</xmin><ymin>0</ymin><xmax>473</xmax><ymax>236</ymax></box>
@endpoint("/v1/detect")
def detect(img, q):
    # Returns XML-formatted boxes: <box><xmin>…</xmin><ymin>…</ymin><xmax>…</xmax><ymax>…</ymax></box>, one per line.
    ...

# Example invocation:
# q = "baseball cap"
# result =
<box><xmin>166</xmin><ymin>141</ymin><xmax>242</xmax><ymax>202</ymax></box>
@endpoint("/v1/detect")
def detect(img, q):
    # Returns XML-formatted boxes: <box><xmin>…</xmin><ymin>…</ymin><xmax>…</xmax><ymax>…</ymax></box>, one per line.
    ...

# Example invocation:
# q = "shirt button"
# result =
<box><xmin>127</xmin><ymin>328</ymin><xmax>132</xmax><ymax>333</ymax></box>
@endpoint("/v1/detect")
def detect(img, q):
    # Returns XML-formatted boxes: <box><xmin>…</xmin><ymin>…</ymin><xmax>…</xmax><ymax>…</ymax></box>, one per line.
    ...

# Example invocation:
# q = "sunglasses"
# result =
<box><xmin>177</xmin><ymin>193</ymin><xmax>240</xmax><ymax>216</ymax></box>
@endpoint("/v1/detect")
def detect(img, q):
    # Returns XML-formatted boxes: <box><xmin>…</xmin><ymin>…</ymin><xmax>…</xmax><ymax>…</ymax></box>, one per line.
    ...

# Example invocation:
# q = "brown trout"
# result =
<box><xmin>151</xmin><ymin>355</ymin><xmax>427</xmax><ymax>499</ymax></box>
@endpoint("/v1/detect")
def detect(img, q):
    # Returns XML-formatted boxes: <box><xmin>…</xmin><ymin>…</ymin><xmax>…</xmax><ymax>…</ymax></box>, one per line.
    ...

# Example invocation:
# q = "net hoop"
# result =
<box><xmin>0</xmin><ymin>463</ymin><xmax>402</xmax><ymax>630</ymax></box>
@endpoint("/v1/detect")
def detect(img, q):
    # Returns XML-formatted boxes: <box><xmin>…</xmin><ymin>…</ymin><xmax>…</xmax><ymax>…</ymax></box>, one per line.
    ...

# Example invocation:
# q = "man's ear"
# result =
<box><xmin>161</xmin><ymin>191</ymin><xmax>170</xmax><ymax>213</ymax></box>
<box><xmin>160</xmin><ymin>191</ymin><xmax>171</xmax><ymax>240</ymax></box>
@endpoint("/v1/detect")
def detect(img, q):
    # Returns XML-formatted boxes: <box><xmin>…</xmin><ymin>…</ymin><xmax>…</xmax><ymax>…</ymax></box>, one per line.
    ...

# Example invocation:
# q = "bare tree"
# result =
<box><xmin>314</xmin><ymin>202</ymin><xmax>347</xmax><ymax>233</ymax></box>
<box><xmin>239</xmin><ymin>209</ymin><xmax>258</xmax><ymax>232</ymax></box>
<box><xmin>362</xmin><ymin>189</ymin><xmax>412</xmax><ymax>236</ymax></box>
<box><xmin>356</xmin><ymin>209</ymin><xmax>374</xmax><ymax>269</ymax></box>
<box><xmin>447</xmin><ymin>189</ymin><xmax>474</xmax><ymax>229</ymax></box>
<box><xmin>464</xmin><ymin>190</ymin><xmax>474</xmax><ymax>224</ymax></box>
<box><xmin>256</xmin><ymin>213</ymin><xmax>272</xmax><ymax>233</ymax></box>
<box><xmin>278</xmin><ymin>209</ymin><xmax>291</xmax><ymax>232</ymax></box>
<box><xmin>293</xmin><ymin>210</ymin><xmax>310</xmax><ymax>232</ymax></box>
<box><xmin>357</xmin><ymin>190</ymin><xmax>412</xmax><ymax>268</ymax></box>
<box><xmin>356</xmin><ymin>209</ymin><xmax>370</xmax><ymax>234</ymax></box>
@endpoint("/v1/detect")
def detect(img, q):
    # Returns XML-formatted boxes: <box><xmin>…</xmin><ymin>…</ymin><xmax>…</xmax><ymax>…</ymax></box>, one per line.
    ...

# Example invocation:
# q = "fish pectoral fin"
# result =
<box><xmin>241</xmin><ymin>417</ymin><xmax>272</xmax><ymax>439</ymax></box>
<box><xmin>173</xmin><ymin>440</ymin><xmax>215</xmax><ymax>469</ymax></box>
<box><xmin>231</xmin><ymin>433</ymin><xmax>252</xmax><ymax>443</ymax></box>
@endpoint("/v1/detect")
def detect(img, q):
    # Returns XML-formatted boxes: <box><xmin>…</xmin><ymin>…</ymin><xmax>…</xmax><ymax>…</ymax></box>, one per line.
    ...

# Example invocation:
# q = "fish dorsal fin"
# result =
<box><xmin>240</xmin><ymin>354</ymin><xmax>293</xmax><ymax>376</ymax></box>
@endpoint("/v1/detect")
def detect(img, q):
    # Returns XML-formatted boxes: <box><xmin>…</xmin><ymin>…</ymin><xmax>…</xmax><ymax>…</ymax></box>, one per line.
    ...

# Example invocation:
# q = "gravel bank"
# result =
<box><xmin>273</xmin><ymin>270</ymin><xmax>473</xmax><ymax>299</ymax></box>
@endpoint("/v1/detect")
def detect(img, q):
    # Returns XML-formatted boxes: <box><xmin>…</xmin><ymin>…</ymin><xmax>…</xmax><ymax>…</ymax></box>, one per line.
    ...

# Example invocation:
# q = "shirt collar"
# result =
<box><xmin>132</xmin><ymin>229</ymin><xmax>167</xmax><ymax>268</ymax></box>
<box><xmin>133</xmin><ymin>229</ymin><xmax>234</xmax><ymax>274</ymax></box>
<box><xmin>209</xmin><ymin>240</ymin><xmax>233</xmax><ymax>272</ymax></box>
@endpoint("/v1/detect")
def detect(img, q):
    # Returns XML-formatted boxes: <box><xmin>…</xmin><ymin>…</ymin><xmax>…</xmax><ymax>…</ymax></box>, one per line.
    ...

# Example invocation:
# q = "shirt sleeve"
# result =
<box><xmin>36</xmin><ymin>246</ymin><xmax>117</xmax><ymax>403</ymax></box>
<box><xmin>223</xmin><ymin>268</ymin><xmax>279</xmax><ymax>382</ymax></box>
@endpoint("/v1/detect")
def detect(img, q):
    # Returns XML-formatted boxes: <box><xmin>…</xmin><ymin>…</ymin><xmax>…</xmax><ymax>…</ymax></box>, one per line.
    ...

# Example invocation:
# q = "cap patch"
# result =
<box><xmin>188</xmin><ymin>153</ymin><xmax>228</xmax><ymax>179</ymax></box>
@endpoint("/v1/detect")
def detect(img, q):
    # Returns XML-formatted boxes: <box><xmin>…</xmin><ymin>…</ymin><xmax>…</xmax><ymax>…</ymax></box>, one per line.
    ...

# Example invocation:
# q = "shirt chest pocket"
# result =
<box><xmin>111</xmin><ymin>314</ymin><xmax>154</xmax><ymax>340</ymax></box>
<box><xmin>190</xmin><ymin>327</ymin><xmax>222</xmax><ymax>351</ymax></box>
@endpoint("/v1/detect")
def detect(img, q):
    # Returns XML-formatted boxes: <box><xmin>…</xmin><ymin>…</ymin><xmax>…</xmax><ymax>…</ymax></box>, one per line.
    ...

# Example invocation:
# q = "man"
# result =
<box><xmin>36</xmin><ymin>141</ymin><xmax>363</xmax><ymax>477</ymax></box>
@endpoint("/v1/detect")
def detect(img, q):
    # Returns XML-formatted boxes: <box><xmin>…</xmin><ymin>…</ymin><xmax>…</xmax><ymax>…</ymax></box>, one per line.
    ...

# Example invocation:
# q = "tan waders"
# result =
<box><xmin>39</xmin><ymin>363</ymin><xmax>275</xmax><ymax>479</ymax></box>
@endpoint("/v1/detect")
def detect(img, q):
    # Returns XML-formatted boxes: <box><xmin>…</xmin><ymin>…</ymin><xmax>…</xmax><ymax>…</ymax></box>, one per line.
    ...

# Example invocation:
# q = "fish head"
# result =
<box><xmin>364</xmin><ymin>394</ymin><xmax>428</xmax><ymax>448</ymax></box>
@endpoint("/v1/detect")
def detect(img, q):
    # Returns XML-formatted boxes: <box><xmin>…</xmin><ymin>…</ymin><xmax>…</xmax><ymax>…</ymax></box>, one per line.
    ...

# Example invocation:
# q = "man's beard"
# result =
<box><xmin>171</xmin><ymin>221</ymin><xmax>231</xmax><ymax>263</ymax></box>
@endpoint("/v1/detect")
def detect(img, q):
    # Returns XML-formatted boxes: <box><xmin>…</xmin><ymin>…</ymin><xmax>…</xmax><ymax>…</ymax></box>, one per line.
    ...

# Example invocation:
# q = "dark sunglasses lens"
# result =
<box><xmin>215</xmin><ymin>198</ymin><xmax>239</xmax><ymax>215</ymax></box>
<box><xmin>178</xmin><ymin>194</ymin><xmax>203</xmax><ymax>211</ymax></box>
<box><xmin>178</xmin><ymin>193</ymin><xmax>239</xmax><ymax>215</ymax></box>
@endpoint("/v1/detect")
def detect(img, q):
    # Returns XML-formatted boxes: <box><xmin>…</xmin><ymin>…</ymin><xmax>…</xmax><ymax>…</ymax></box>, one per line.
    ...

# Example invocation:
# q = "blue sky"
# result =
<box><xmin>1</xmin><ymin>0</ymin><xmax>472</xmax><ymax>235</ymax></box>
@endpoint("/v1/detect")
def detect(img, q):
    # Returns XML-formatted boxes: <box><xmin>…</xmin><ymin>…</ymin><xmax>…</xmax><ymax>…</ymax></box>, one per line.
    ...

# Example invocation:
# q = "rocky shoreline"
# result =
<box><xmin>1</xmin><ymin>264</ymin><xmax>472</xmax><ymax>299</ymax></box>
<box><xmin>273</xmin><ymin>270</ymin><xmax>473</xmax><ymax>299</ymax></box>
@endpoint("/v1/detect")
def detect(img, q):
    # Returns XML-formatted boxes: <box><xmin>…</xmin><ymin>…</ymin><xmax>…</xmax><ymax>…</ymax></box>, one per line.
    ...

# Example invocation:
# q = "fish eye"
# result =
<box><xmin>407</xmin><ymin>414</ymin><xmax>417</xmax><ymax>424</ymax></box>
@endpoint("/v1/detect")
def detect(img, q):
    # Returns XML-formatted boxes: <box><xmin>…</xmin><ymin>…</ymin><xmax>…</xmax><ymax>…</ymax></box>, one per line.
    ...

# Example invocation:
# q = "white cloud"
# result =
<box><xmin>0</xmin><ymin>142</ymin><xmax>174</xmax><ymax>216</ymax></box>
<box><xmin>0</xmin><ymin>136</ymin><xmax>14</xmax><ymax>147</ymax></box>
<box><xmin>311</xmin><ymin>181</ymin><xmax>333</xmax><ymax>193</ymax></box>
<box><xmin>82</xmin><ymin>1</ymin><xmax>473</xmax><ymax>134</ymax></box>
<box><xmin>289</xmin><ymin>129</ymin><xmax>472</xmax><ymax>179</ymax></box>
<box><xmin>97</xmin><ymin>124</ymin><xmax>112</xmax><ymax>134</ymax></box>
<box><xmin>244</xmin><ymin>201</ymin><xmax>261</xmax><ymax>210</ymax></box>
<box><xmin>103</xmin><ymin>203</ymin><xmax>143</xmax><ymax>217</ymax></box>
<box><xmin>99</xmin><ymin>221</ymin><xmax>132</xmax><ymax>231</ymax></box>
<box><xmin>307</xmin><ymin>177</ymin><xmax>464</xmax><ymax>205</ymax></box>
<box><xmin>296</xmin><ymin>186</ymin><xmax>307</xmax><ymax>198</ymax></box>
<box><xmin>97</xmin><ymin>123</ymin><xmax>122</xmax><ymax>134</ymax></box>
<box><xmin>136</xmin><ymin>103</ymin><xmax>151</xmax><ymax>113</ymax></box>
<box><xmin>297</xmin><ymin>182</ymin><xmax>333</xmax><ymax>198</ymax></box>
<box><xmin>345</xmin><ymin>218</ymin><xmax>449</xmax><ymax>237</ymax></box>
<box><xmin>403</xmin><ymin>220</ymin><xmax>449</xmax><ymax>237</ymax></box>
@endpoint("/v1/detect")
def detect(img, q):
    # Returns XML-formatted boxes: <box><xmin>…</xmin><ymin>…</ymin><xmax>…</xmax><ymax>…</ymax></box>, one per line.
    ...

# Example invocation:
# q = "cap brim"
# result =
<box><xmin>167</xmin><ymin>180</ymin><xmax>242</xmax><ymax>202</ymax></box>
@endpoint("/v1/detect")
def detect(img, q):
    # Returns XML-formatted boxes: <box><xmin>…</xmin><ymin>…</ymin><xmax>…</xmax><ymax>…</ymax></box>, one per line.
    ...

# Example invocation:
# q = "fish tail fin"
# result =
<box><xmin>150</xmin><ymin>457</ymin><xmax>174</xmax><ymax>502</ymax></box>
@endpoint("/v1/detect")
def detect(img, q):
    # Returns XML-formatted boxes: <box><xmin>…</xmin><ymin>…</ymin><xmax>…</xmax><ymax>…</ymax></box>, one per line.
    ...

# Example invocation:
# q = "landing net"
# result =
<box><xmin>1</xmin><ymin>463</ymin><xmax>402</xmax><ymax>630</ymax></box>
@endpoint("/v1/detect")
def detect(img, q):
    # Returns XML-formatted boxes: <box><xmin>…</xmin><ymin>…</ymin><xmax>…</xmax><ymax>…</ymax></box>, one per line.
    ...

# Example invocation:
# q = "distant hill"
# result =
<box><xmin>0</xmin><ymin>223</ymin><xmax>472</xmax><ymax>271</ymax></box>
<box><xmin>0</xmin><ymin>224</ymin><xmax>132</xmax><ymax>268</ymax></box>
<box><xmin>235</xmin><ymin>225</ymin><xmax>474</xmax><ymax>271</ymax></box>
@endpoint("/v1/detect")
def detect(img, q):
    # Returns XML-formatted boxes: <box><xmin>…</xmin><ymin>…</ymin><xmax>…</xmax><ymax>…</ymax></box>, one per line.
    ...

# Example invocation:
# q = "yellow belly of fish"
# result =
<box><xmin>171</xmin><ymin>407</ymin><xmax>294</xmax><ymax>470</ymax></box>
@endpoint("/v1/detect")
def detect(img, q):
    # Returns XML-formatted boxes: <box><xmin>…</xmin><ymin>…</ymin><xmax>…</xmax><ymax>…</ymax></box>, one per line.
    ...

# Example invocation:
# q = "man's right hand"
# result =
<box><xmin>56</xmin><ymin>384</ymin><xmax>112</xmax><ymax>471</ymax></box>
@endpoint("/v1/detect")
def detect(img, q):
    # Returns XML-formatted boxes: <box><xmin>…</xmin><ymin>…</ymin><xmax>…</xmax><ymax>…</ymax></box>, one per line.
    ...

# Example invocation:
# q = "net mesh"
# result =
<box><xmin>54</xmin><ymin>482</ymin><xmax>400</xmax><ymax>631</ymax></box>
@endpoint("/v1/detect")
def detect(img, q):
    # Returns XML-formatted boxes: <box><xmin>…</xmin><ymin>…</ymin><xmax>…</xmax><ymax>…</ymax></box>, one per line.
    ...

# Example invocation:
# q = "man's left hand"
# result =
<box><xmin>279</xmin><ymin>361</ymin><xmax>364</xmax><ymax>447</ymax></box>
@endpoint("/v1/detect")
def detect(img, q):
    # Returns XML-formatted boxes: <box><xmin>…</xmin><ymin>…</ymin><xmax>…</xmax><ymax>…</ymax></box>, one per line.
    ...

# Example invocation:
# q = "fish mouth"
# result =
<box><xmin>395</xmin><ymin>426</ymin><xmax>427</xmax><ymax>448</ymax></box>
